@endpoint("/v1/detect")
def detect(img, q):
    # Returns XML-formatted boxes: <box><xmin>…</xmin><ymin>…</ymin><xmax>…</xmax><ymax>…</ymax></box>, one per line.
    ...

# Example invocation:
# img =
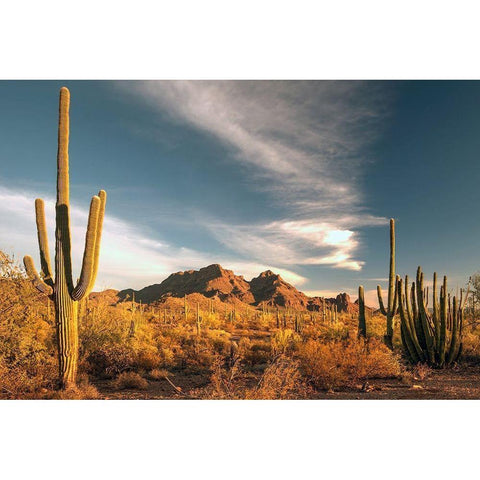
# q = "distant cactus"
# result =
<box><xmin>377</xmin><ymin>219</ymin><xmax>397</xmax><ymax>349</ymax></box>
<box><xmin>358</xmin><ymin>285</ymin><xmax>367</xmax><ymax>338</ymax></box>
<box><xmin>397</xmin><ymin>267</ymin><xmax>468</xmax><ymax>367</ymax></box>
<box><xmin>23</xmin><ymin>87</ymin><xmax>106</xmax><ymax>389</ymax></box>
<box><xmin>196</xmin><ymin>302</ymin><xmax>201</xmax><ymax>335</ymax></box>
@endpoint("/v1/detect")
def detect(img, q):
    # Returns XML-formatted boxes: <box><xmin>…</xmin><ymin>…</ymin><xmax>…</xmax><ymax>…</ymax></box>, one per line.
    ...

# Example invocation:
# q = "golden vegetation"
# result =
<box><xmin>0</xmin><ymin>252</ymin><xmax>408</xmax><ymax>399</ymax></box>
<box><xmin>3</xmin><ymin>250</ymin><xmax>479</xmax><ymax>399</ymax></box>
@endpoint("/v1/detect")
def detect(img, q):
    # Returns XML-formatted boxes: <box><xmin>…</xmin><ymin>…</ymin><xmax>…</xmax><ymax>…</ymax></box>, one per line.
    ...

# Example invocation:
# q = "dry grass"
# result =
<box><xmin>297</xmin><ymin>337</ymin><xmax>402</xmax><ymax>391</ymax></box>
<box><xmin>3</xmin><ymin>251</ymin><xmax>478</xmax><ymax>400</ymax></box>
<box><xmin>113</xmin><ymin>372</ymin><xmax>149</xmax><ymax>390</ymax></box>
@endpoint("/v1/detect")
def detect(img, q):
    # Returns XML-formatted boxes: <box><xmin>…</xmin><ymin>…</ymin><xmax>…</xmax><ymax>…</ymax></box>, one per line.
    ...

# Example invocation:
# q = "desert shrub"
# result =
<box><xmin>241</xmin><ymin>339</ymin><xmax>271</xmax><ymax>368</ymax></box>
<box><xmin>86</xmin><ymin>344</ymin><xmax>137</xmax><ymax>378</ymax></box>
<box><xmin>147</xmin><ymin>368</ymin><xmax>169</xmax><ymax>380</ymax></box>
<box><xmin>52</xmin><ymin>375</ymin><xmax>101</xmax><ymax>399</ymax></box>
<box><xmin>298</xmin><ymin>337</ymin><xmax>402</xmax><ymax>390</ymax></box>
<box><xmin>205</xmin><ymin>355</ymin><xmax>243</xmax><ymax>399</ymax></box>
<box><xmin>460</xmin><ymin>324</ymin><xmax>480</xmax><ymax>361</ymax></box>
<box><xmin>244</xmin><ymin>357</ymin><xmax>305</xmax><ymax>399</ymax></box>
<box><xmin>318</xmin><ymin>322</ymin><xmax>350</xmax><ymax>342</ymax></box>
<box><xmin>81</xmin><ymin>309</ymin><xmax>161</xmax><ymax>377</ymax></box>
<box><xmin>113</xmin><ymin>371</ymin><xmax>149</xmax><ymax>390</ymax></box>
<box><xmin>271</xmin><ymin>329</ymin><xmax>301</xmax><ymax>356</ymax></box>
<box><xmin>0</xmin><ymin>255</ymin><xmax>58</xmax><ymax>398</ymax></box>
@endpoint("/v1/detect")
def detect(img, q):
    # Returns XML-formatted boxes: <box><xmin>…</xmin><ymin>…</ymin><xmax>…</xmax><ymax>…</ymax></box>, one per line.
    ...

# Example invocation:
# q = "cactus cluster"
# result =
<box><xmin>397</xmin><ymin>267</ymin><xmax>467</xmax><ymax>367</ymax></box>
<box><xmin>23</xmin><ymin>87</ymin><xmax>106</xmax><ymax>389</ymax></box>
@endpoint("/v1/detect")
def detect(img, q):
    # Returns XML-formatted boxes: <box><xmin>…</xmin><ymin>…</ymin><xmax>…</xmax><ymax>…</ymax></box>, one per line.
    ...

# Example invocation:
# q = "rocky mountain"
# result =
<box><xmin>116</xmin><ymin>264</ymin><xmax>365</xmax><ymax>312</ymax></box>
<box><xmin>249</xmin><ymin>270</ymin><xmax>309</xmax><ymax>309</ymax></box>
<box><xmin>118</xmin><ymin>264</ymin><xmax>254</xmax><ymax>304</ymax></box>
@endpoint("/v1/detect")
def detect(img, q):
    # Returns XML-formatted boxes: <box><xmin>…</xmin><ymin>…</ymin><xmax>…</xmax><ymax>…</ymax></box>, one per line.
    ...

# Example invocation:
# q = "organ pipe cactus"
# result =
<box><xmin>358</xmin><ymin>285</ymin><xmax>367</xmax><ymax>338</ymax></box>
<box><xmin>396</xmin><ymin>267</ymin><xmax>468</xmax><ymax>367</ymax></box>
<box><xmin>23</xmin><ymin>87</ymin><xmax>106</xmax><ymax>389</ymax></box>
<box><xmin>377</xmin><ymin>218</ymin><xmax>397</xmax><ymax>349</ymax></box>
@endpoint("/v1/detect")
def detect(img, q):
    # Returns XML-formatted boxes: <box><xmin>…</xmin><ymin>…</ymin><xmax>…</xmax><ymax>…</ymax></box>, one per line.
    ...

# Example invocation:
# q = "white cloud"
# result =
<box><xmin>123</xmin><ymin>81</ymin><xmax>389</xmax><ymax>271</ymax></box>
<box><xmin>0</xmin><ymin>185</ymin><xmax>306</xmax><ymax>291</ymax></box>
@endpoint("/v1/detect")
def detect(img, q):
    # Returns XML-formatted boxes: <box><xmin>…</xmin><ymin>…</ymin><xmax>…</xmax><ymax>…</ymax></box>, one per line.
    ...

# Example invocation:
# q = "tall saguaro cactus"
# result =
<box><xmin>377</xmin><ymin>218</ymin><xmax>397</xmax><ymax>349</ymax></box>
<box><xmin>23</xmin><ymin>87</ymin><xmax>107</xmax><ymax>389</ymax></box>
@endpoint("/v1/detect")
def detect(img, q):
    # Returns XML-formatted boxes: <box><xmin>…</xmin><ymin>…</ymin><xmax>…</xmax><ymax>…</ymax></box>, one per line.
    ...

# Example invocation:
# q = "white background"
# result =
<box><xmin>2</xmin><ymin>1</ymin><xmax>480</xmax><ymax>478</ymax></box>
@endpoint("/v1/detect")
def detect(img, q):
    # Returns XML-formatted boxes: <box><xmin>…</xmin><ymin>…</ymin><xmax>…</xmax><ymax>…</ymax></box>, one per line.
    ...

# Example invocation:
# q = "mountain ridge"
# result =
<box><xmin>113</xmin><ymin>263</ymin><xmax>368</xmax><ymax>312</ymax></box>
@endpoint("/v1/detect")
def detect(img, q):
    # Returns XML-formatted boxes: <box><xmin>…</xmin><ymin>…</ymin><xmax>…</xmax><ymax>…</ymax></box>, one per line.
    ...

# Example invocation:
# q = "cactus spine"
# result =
<box><xmin>23</xmin><ymin>87</ymin><xmax>106</xmax><ymax>389</ymax></box>
<box><xmin>377</xmin><ymin>218</ymin><xmax>397</xmax><ymax>349</ymax></box>
<box><xmin>358</xmin><ymin>285</ymin><xmax>366</xmax><ymax>338</ymax></box>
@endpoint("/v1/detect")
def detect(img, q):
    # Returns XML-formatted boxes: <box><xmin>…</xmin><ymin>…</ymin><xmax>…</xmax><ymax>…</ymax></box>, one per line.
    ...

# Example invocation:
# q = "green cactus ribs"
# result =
<box><xmin>377</xmin><ymin>219</ymin><xmax>397</xmax><ymax>349</ymax></box>
<box><xmin>23</xmin><ymin>87</ymin><xmax>107</xmax><ymax>389</ymax></box>
<box><xmin>397</xmin><ymin>267</ymin><xmax>468</xmax><ymax>368</ymax></box>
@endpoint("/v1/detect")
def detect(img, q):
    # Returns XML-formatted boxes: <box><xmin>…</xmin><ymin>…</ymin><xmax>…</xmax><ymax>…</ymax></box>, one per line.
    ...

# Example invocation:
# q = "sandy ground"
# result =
<box><xmin>93</xmin><ymin>364</ymin><xmax>480</xmax><ymax>400</ymax></box>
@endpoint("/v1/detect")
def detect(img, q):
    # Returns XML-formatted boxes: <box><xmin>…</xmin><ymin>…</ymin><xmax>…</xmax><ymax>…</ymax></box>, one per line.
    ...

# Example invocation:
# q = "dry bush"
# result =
<box><xmin>271</xmin><ymin>329</ymin><xmax>301</xmax><ymax>356</ymax></box>
<box><xmin>460</xmin><ymin>325</ymin><xmax>480</xmax><ymax>361</ymax></box>
<box><xmin>113</xmin><ymin>371</ymin><xmax>149</xmax><ymax>390</ymax></box>
<box><xmin>52</xmin><ymin>376</ymin><xmax>101</xmax><ymax>399</ymax></box>
<box><xmin>80</xmin><ymin>309</ymin><xmax>161</xmax><ymax>377</ymax></box>
<box><xmin>147</xmin><ymin>368</ymin><xmax>169</xmax><ymax>380</ymax></box>
<box><xmin>412</xmin><ymin>363</ymin><xmax>432</xmax><ymax>381</ymax></box>
<box><xmin>241</xmin><ymin>338</ymin><xmax>271</xmax><ymax>368</ymax></box>
<box><xmin>206</xmin><ymin>355</ymin><xmax>243</xmax><ymax>399</ymax></box>
<box><xmin>244</xmin><ymin>357</ymin><xmax>305</xmax><ymax>399</ymax></box>
<box><xmin>298</xmin><ymin>337</ymin><xmax>402</xmax><ymax>390</ymax></box>
<box><xmin>158</xmin><ymin>326</ymin><xmax>232</xmax><ymax>372</ymax></box>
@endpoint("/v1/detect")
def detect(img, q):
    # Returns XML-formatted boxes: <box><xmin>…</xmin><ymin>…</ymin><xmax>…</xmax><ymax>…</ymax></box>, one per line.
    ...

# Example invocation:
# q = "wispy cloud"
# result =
<box><xmin>124</xmin><ymin>81</ymin><xmax>389</xmax><ymax>270</ymax></box>
<box><xmin>0</xmin><ymin>185</ymin><xmax>306</xmax><ymax>290</ymax></box>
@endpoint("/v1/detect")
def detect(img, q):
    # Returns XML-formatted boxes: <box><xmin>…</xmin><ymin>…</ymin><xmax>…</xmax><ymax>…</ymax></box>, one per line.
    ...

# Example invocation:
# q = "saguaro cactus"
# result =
<box><xmin>196</xmin><ymin>302</ymin><xmax>202</xmax><ymax>335</ymax></box>
<box><xmin>377</xmin><ymin>218</ymin><xmax>397</xmax><ymax>349</ymax></box>
<box><xmin>358</xmin><ymin>285</ymin><xmax>367</xmax><ymax>338</ymax></box>
<box><xmin>23</xmin><ymin>87</ymin><xmax>106</xmax><ymax>389</ymax></box>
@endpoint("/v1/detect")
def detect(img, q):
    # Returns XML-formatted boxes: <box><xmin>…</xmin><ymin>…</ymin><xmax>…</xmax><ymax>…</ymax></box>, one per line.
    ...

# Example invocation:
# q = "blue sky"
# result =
<box><xmin>0</xmin><ymin>81</ymin><xmax>478</xmax><ymax>304</ymax></box>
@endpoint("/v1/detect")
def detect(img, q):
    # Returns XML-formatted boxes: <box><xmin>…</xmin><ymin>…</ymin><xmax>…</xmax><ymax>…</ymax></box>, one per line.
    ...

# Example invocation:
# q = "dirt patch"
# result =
<box><xmin>92</xmin><ymin>364</ymin><xmax>480</xmax><ymax>400</ymax></box>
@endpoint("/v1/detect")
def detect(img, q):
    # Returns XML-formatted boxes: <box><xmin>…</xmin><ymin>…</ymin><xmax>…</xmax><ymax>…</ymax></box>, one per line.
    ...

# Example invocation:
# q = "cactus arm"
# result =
<box><xmin>438</xmin><ymin>281</ymin><xmax>447</xmax><ymax>366</ymax></box>
<box><xmin>387</xmin><ymin>218</ymin><xmax>395</xmax><ymax>311</ymax></box>
<box><xmin>397</xmin><ymin>278</ymin><xmax>419</xmax><ymax>363</ymax></box>
<box><xmin>447</xmin><ymin>296</ymin><xmax>459</xmax><ymax>365</ymax></box>
<box><xmin>461</xmin><ymin>284</ymin><xmax>470</xmax><ymax>310</ymax></box>
<box><xmin>411</xmin><ymin>282</ymin><xmax>418</xmax><ymax>321</ymax></box>
<box><xmin>456</xmin><ymin>307</ymin><xmax>464</xmax><ymax>362</ymax></box>
<box><xmin>87</xmin><ymin>190</ymin><xmax>106</xmax><ymax>295</ymax></box>
<box><xmin>23</xmin><ymin>255</ymin><xmax>53</xmax><ymax>296</ymax></box>
<box><xmin>403</xmin><ymin>276</ymin><xmax>425</xmax><ymax>361</ymax></box>
<box><xmin>71</xmin><ymin>195</ymin><xmax>100</xmax><ymax>301</ymax></box>
<box><xmin>432</xmin><ymin>272</ymin><xmax>441</xmax><ymax>353</ymax></box>
<box><xmin>34</xmin><ymin>198</ymin><xmax>54</xmax><ymax>287</ymax></box>
<box><xmin>391</xmin><ymin>275</ymin><xmax>399</xmax><ymax>315</ymax></box>
<box><xmin>55</xmin><ymin>87</ymin><xmax>74</xmax><ymax>293</ymax></box>
<box><xmin>405</xmin><ymin>276</ymin><xmax>413</xmax><ymax>324</ymax></box>
<box><xmin>57</xmin><ymin>87</ymin><xmax>70</xmax><ymax>206</ymax></box>
<box><xmin>377</xmin><ymin>285</ymin><xmax>387</xmax><ymax>315</ymax></box>
<box><xmin>416</xmin><ymin>267</ymin><xmax>435</xmax><ymax>363</ymax></box>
